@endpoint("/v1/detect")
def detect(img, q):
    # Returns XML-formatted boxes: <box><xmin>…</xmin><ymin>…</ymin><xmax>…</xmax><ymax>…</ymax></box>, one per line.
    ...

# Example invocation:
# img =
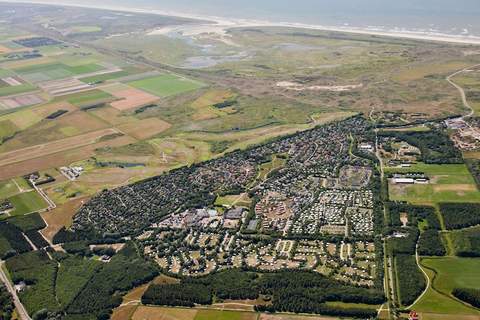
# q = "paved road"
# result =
<box><xmin>0</xmin><ymin>261</ymin><xmax>32</xmax><ymax>320</ymax></box>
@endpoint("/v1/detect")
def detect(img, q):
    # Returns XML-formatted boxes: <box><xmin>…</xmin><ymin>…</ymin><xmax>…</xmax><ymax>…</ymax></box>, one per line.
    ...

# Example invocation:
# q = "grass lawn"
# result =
<box><xmin>128</xmin><ymin>74</ymin><xmax>205</xmax><ymax>97</ymax></box>
<box><xmin>8</xmin><ymin>191</ymin><xmax>48</xmax><ymax>216</ymax></box>
<box><xmin>0</xmin><ymin>179</ymin><xmax>21</xmax><ymax>199</ymax></box>
<box><xmin>413</xmin><ymin>257</ymin><xmax>480</xmax><ymax>315</ymax></box>
<box><xmin>387</xmin><ymin>163</ymin><xmax>480</xmax><ymax>204</ymax></box>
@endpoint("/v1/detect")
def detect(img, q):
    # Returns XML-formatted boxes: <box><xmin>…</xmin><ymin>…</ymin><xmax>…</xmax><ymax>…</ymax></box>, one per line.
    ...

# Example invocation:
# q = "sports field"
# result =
<box><xmin>7</xmin><ymin>191</ymin><xmax>48</xmax><ymax>216</ymax></box>
<box><xmin>128</xmin><ymin>74</ymin><xmax>205</xmax><ymax>97</ymax></box>
<box><xmin>413</xmin><ymin>257</ymin><xmax>480</xmax><ymax>315</ymax></box>
<box><xmin>387</xmin><ymin>163</ymin><xmax>480</xmax><ymax>204</ymax></box>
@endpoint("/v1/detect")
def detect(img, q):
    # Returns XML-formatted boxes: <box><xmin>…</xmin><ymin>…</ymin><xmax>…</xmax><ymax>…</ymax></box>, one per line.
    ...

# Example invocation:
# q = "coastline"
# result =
<box><xmin>4</xmin><ymin>0</ymin><xmax>480</xmax><ymax>45</ymax></box>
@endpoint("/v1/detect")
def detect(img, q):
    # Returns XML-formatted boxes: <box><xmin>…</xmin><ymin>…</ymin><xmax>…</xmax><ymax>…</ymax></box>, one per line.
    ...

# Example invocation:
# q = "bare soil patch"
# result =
<box><xmin>110</xmin><ymin>88</ymin><xmax>159</xmax><ymax>111</ymax></box>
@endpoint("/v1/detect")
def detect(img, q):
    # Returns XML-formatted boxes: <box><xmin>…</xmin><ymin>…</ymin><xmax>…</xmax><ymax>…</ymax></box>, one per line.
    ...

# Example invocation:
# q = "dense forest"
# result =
<box><xmin>0</xmin><ymin>213</ymin><xmax>49</xmax><ymax>259</ymax></box>
<box><xmin>143</xmin><ymin>269</ymin><xmax>383</xmax><ymax>318</ymax></box>
<box><xmin>379</xmin><ymin>129</ymin><xmax>462</xmax><ymax>164</ymax></box>
<box><xmin>4</xmin><ymin>243</ymin><xmax>157</xmax><ymax>320</ymax></box>
<box><xmin>387</xmin><ymin>202</ymin><xmax>440</xmax><ymax>229</ymax></box>
<box><xmin>452</xmin><ymin>288</ymin><xmax>480</xmax><ymax>308</ymax></box>
<box><xmin>395</xmin><ymin>254</ymin><xmax>426</xmax><ymax>306</ymax></box>
<box><xmin>440</xmin><ymin>203</ymin><xmax>480</xmax><ymax>229</ymax></box>
<box><xmin>0</xmin><ymin>284</ymin><xmax>13</xmax><ymax>320</ymax></box>
<box><xmin>418</xmin><ymin>230</ymin><xmax>446</xmax><ymax>256</ymax></box>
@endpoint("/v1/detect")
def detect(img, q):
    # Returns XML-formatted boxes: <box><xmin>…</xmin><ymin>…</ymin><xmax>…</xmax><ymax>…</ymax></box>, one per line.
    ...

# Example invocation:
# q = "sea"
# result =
<box><xmin>12</xmin><ymin>0</ymin><xmax>480</xmax><ymax>37</ymax></box>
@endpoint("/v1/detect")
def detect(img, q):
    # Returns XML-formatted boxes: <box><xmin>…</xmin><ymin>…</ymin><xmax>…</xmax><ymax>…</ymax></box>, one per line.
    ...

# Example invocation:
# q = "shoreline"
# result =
<box><xmin>4</xmin><ymin>0</ymin><xmax>480</xmax><ymax>45</ymax></box>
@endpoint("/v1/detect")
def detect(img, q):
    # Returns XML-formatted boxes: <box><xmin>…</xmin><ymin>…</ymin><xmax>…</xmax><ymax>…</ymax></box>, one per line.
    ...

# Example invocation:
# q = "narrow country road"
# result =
<box><xmin>0</xmin><ymin>261</ymin><xmax>32</xmax><ymax>320</ymax></box>
<box><xmin>446</xmin><ymin>64</ymin><xmax>480</xmax><ymax>119</ymax></box>
<box><xmin>407</xmin><ymin>244</ymin><xmax>431</xmax><ymax>310</ymax></box>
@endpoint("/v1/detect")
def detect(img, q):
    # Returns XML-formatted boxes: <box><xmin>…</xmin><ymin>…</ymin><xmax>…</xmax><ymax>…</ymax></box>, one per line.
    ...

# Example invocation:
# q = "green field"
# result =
<box><xmin>79</xmin><ymin>70</ymin><xmax>130</xmax><ymax>84</ymax></box>
<box><xmin>413</xmin><ymin>257</ymin><xmax>480</xmax><ymax>314</ymax></box>
<box><xmin>0</xmin><ymin>179</ymin><xmax>20</xmax><ymax>199</ymax></box>
<box><xmin>128</xmin><ymin>74</ymin><xmax>205</xmax><ymax>97</ymax></box>
<box><xmin>0</xmin><ymin>83</ymin><xmax>36</xmax><ymax>97</ymax></box>
<box><xmin>15</xmin><ymin>63</ymin><xmax>104</xmax><ymax>82</ymax></box>
<box><xmin>0</xmin><ymin>119</ymin><xmax>18</xmax><ymax>139</ymax></box>
<box><xmin>8</xmin><ymin>191</ymin><xmax>48</xmax><ymax>216</ymax></box>
<box><xmin>66</xmin><ymin>89</ymin><xmax>113</xmax><ymax>106</ymax></box>
<box><xmin>387</xmin><ymin>163</ymin><xmax>480</xmax><ymax>204</ymax></box>
<box><xmin>70</xmin><ymin>25</ymin><xmax>102</xmax><ymax>34</ymax></box>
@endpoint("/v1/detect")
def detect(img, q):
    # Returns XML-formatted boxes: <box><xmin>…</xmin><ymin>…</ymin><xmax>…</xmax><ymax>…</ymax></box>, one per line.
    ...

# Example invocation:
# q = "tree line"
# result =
<box><xmin>142</xmin><ymin>269</ymin><xmax>384</xmax><ymax>318</ymax></box>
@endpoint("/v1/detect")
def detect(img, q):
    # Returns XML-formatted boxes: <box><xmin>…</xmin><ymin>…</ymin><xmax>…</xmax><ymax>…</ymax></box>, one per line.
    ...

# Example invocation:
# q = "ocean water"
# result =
<box><xmin>18</xmin><ymin>0</ymin><xmax>480</xmax><ymax>36</ymax></box>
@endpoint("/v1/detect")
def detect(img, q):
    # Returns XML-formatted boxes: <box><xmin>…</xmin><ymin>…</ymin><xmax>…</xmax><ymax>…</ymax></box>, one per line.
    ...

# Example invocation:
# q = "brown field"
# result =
<box><xmin>259</xmin><ymin>315</ymin><xmax>339</xmax><ymax>320</ymax></box>
<box><xmin>0</xmin><ymin>93</ymin><xmax>44</xmax><ymax>110</ymax></box>
<box><xmin>0</xmin><ymin>134</ymin><xmax>136</xmax><ymax>180</ymax></box>
<box><xmin>111</xmin><ymin>305</ymin><xmax>138</xmax><ymax>320</ymax></box>
<box><xmin>40</xmin><ymin>196</ymin><xmax>88</xmax><ymax>241</ymax></box>
<box><xmin>433</xmin><ymin>184</ymin><xmax>477</xmax><ymax>192</ymax></box>
<box><xmin>132</xmin><ymin>306</ymin><xmax>198</xmax><ymax>320</ymax></box>
<box><xmin>0</xmin><ymin>128</ymin><xmax>119</xmax><ymax>166</ymax></box>
<box><xmin>112</xmin><ymin>275</ymin><xmax>180</xmax><ymax>320</ymax></box>
<box><xmin>0</xmin><ymin>110</ymin><xmax>114</xmax><ymax>151</ymax></box>
<box><xmin>87</xmin><ymin>106</ymin><xmax>136</xmax><ymax>125</ymax></box>
<box><xmin>110</xmin><ymin>88</ymin><xmax>159</xmax><ymax>111</ymax></box>
<box><xmin>463</xmin><ymin>151</ymin><xmax>480</xmax><ymax>159</ymax></box>
<box><xmin>117</xmin><ymin>117</ymin><xmax>171</xmax><ymax>140</ymax></box>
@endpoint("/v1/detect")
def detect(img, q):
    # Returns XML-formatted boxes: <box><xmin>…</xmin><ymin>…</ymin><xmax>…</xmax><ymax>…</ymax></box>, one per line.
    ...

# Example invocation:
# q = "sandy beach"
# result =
<box><xmin>6</xmin><ymin>0</ymin><xmax>480</xmax><ymax>45</ymax></box>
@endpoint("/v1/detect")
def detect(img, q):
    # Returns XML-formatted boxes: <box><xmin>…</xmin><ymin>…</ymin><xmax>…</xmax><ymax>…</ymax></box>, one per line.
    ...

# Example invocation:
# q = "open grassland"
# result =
<box><xmin>393</xmin><ymin>61</ymin><xmax>470</xmax><ymax>82</ymax></box>
<box><xmin>387</xmin><ymin>163</ymin><xmax>480</xmax><ymax>205</ymax></box>
<box><xmin>7</xmin><ymin>191</ymin><xmax>48</xmax><ymax>216</ymax></box>
<box><xmin>178</xmin><ymin>111</ymin><xmax>357</xmax><ymax>155</ymax></box>
<box><xmin>0</xmin><ymin>110</ymin><xmax>109</xmax><ymax>152</ymax></box>
<box><xmin>128</xmin><ymin>74</ymin><xmax>205</xmax><ymax>97</ymax></box>
<box><xmin>413</xmin><ymin>257</ymin><xmax>480</xmax><ymax>315</ymax></box>
<box><xmin>116</xmin><ymin>117</ymin><xmax>171</xmax><ymax>140</ymax></box>
<box><xmin>215</xmin><ymin>193</ymin><xmax>252</xmax><ymax>208</ymax></box>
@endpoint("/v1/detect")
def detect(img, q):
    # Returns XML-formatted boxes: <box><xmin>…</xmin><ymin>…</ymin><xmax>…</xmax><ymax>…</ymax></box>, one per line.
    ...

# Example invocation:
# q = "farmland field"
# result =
<box><xmin>128</xmin><ymin>74</ymin><xmax>205</xmax><ymax>97</ymax></box>
<box><xmin>130</xmin><ymin>306</ymin><xmax>341</xmax><ymax>320</ymax></box>
<box><xmin>413</xmin><ymin>257</ymin><xmax>480</xmax><ymax>315</ymax></box>
<box><xmin>7</xmin><ymin>191</ymin><xmax>48</xmax><ymax>216</ymax></box>
<box><xmin>65</xmin><ymin>89</ymin><xmax>114</xmax><ymax>106</ymax></box>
